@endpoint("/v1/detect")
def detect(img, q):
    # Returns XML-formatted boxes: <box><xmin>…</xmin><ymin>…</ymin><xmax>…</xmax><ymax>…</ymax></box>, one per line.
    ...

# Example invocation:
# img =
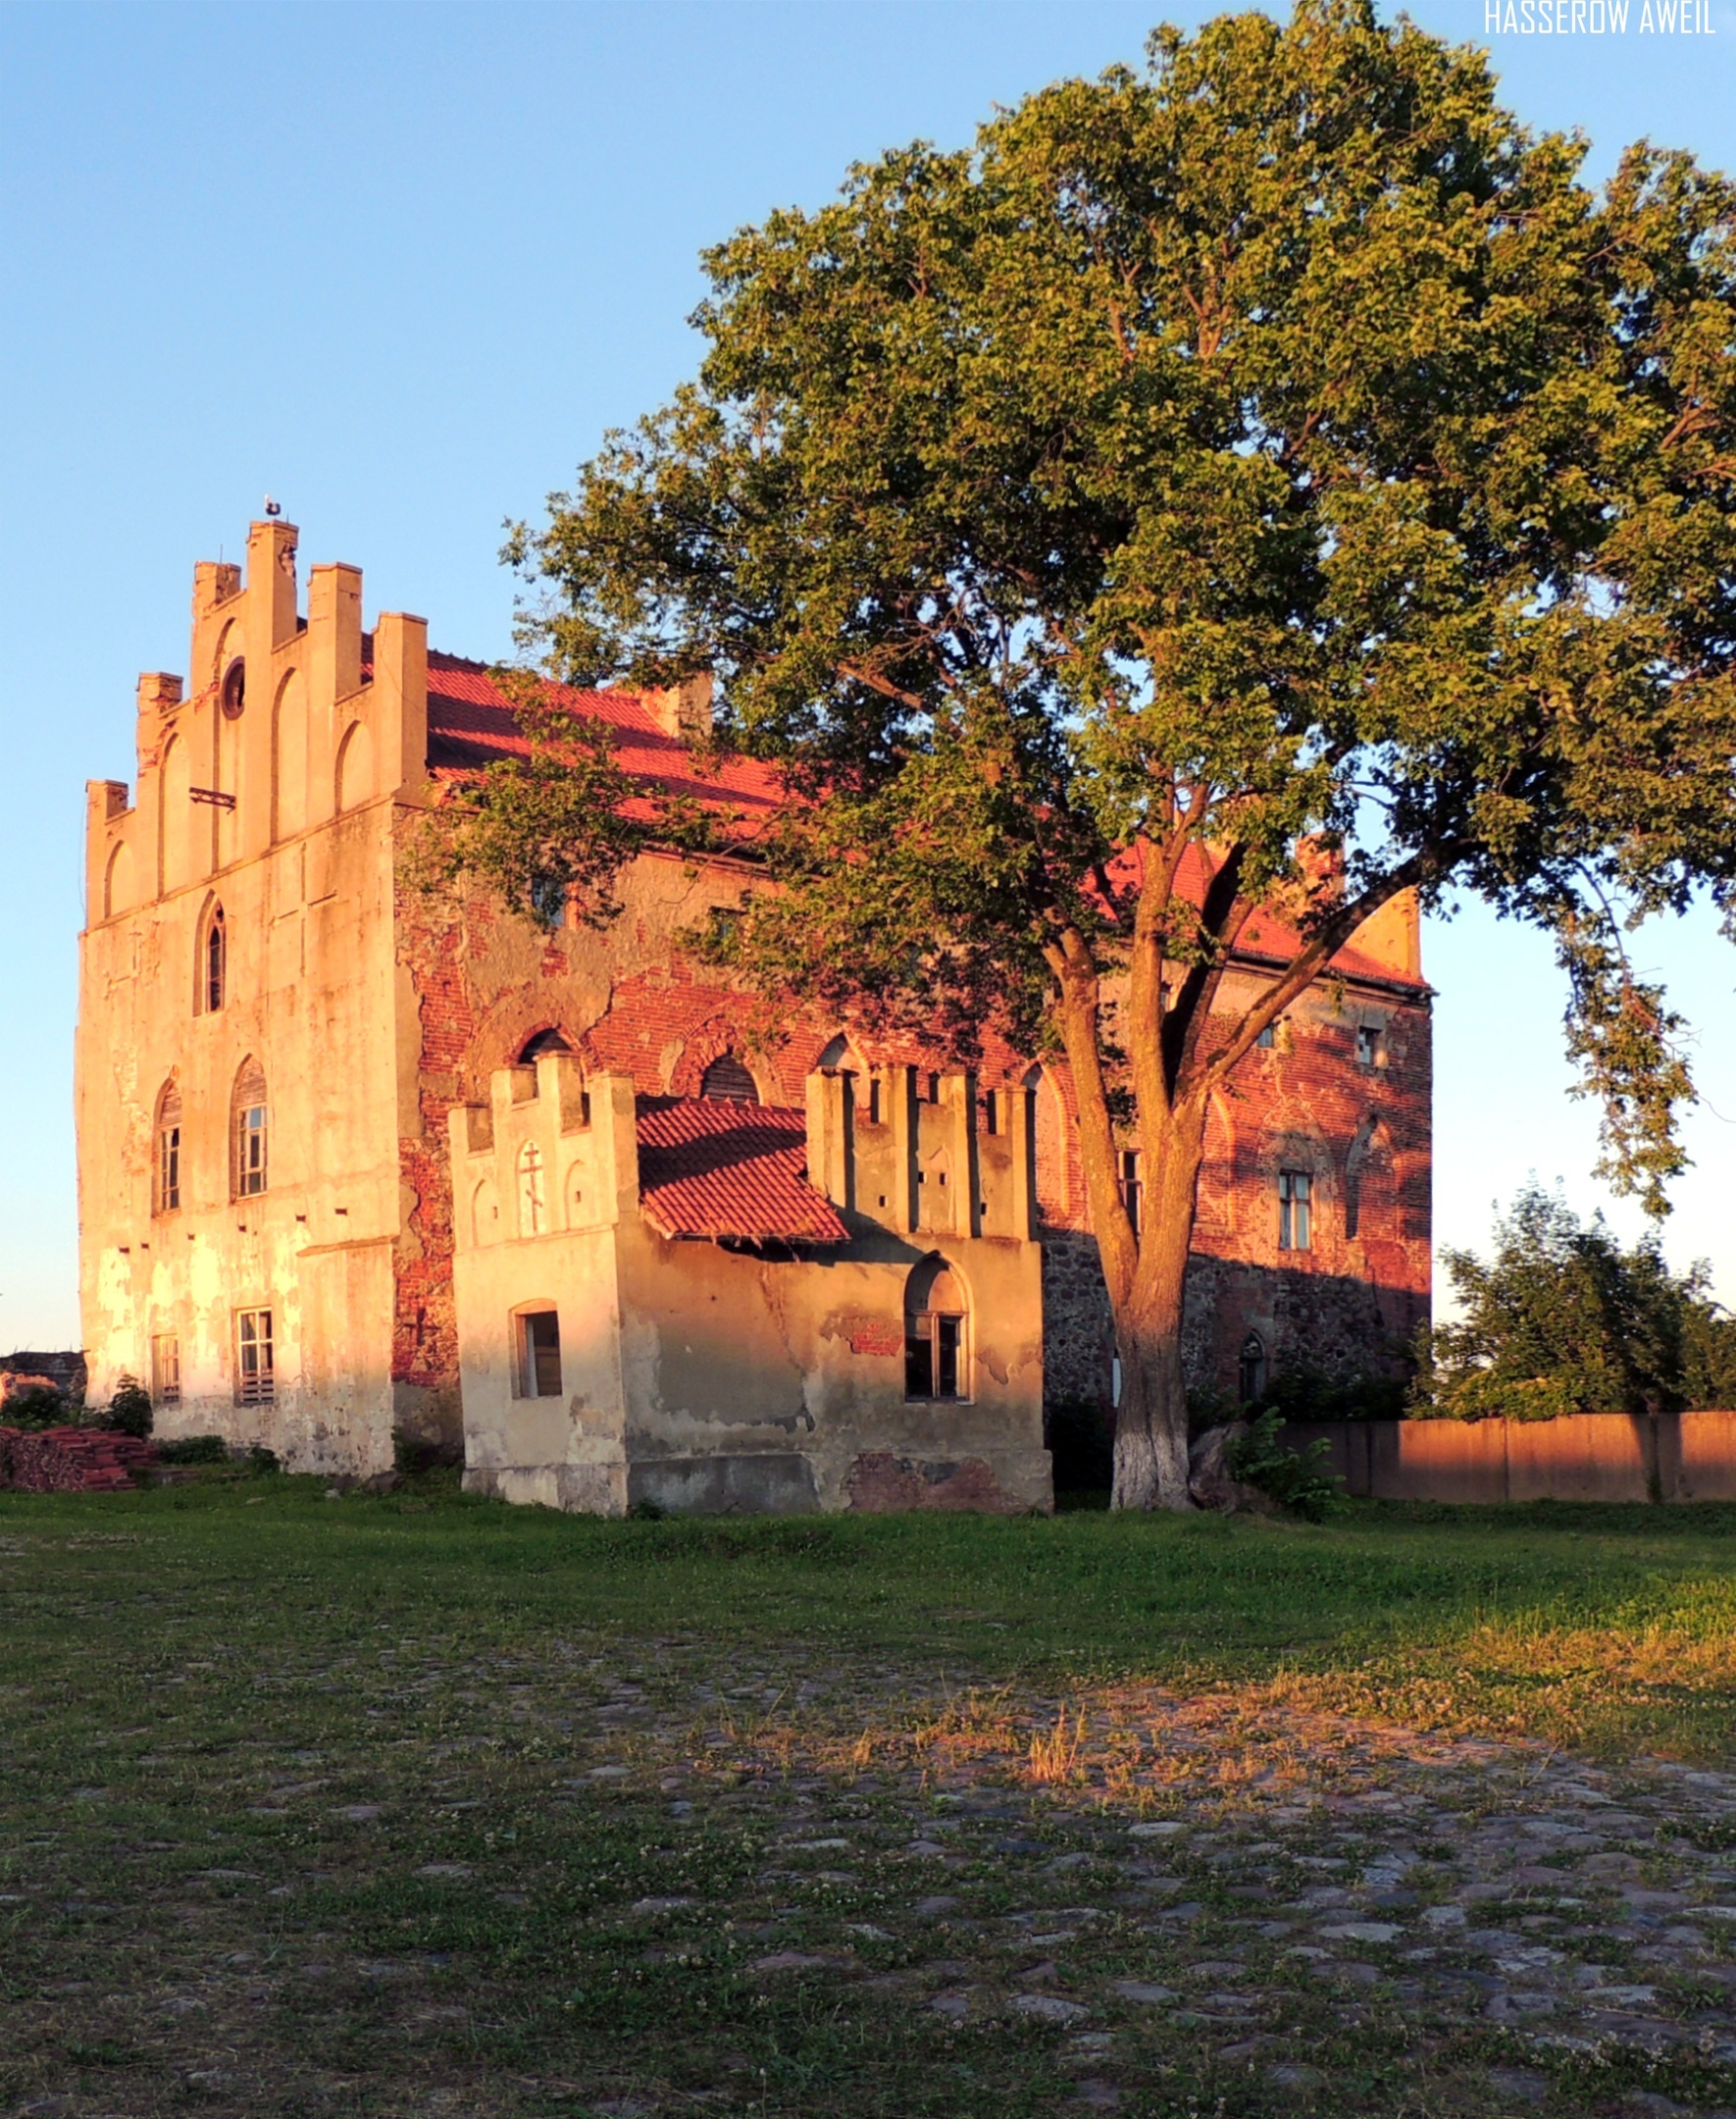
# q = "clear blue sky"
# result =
<box><xmin>1</xmin><ymin>1</ymin><xmax>1731</xmax><ymax>1351</ymax></box>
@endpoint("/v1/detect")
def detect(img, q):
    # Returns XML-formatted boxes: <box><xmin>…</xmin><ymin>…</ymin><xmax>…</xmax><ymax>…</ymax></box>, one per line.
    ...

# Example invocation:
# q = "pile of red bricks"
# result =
<box><xmin>0</xmin><ymin>1425</ymin><xmax>158</xmax><ymax>1492</ymax></box>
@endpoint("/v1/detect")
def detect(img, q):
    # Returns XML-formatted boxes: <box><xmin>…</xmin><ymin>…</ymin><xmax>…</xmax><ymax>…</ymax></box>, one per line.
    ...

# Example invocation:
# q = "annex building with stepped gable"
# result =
<box><xmin>77</xmin><ymin>519</ymin><xmax>1432</xmax><ymax>1511</ymax></box>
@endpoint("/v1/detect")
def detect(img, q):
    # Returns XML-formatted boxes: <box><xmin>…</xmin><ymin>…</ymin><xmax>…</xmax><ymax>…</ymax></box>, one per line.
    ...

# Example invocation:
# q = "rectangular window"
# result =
<box><xmin>516</xmin><ymin>1311</ymin><xmax>562</xmax><ymax>1399</ymax></box>
<box><xmin>236</xmin><ymin>1309</ymin><xmax>274</xmax><ymax>1404</ymax></box>
<box><xmin>236</xmin><ymin>1104</ymin><xmax>268</xmax><ymax>1196</ymax></box>
<box><xmin>904</xmin><ymin>1313</ymin><xmax>966</xmax><ymax>1401</ymax></box>
<box><xmin>157</xmin><ymin>1123</ymin><xmax>180</xmax><ymax>1214</ymax></box>
<box><xmin>1356</xmin><ymin>1024</ymin><xmax>1380</xmax><ymax>1067</ymax></box>
<box><xmin>1278</xmin><ymin>1169</ymin><xmax>1312</xmax><ymax>1252</ymax></box>
<box><xmin>1119</xmin><ymin>1151</ymin><xmax>1142</xmax><ymax>1242</ymax></box>
<box><xmin>151</xmin><ymin>1333</ymin><xmax>181</xmax><ymax>1409</ymax></box>
<box><xmin>1256</xmin><ymin>1022</ymin><xmax>1276</xmax><ymax>1049</ymax></box>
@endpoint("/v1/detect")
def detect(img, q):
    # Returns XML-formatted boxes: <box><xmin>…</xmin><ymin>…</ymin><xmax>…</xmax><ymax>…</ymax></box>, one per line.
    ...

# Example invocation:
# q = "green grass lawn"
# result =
<box><xmin>2</xmin><ymin>1478</ymin><xmax>1732</xmax><ymax>2117</ymax></box>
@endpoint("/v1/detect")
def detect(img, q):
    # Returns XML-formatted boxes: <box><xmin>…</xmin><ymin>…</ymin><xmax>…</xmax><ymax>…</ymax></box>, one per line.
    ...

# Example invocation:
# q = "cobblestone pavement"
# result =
<box><xmin>584</xmin><ymin>1660</ymin><xmax>1736</xmax><ymax>2114</ymax></box>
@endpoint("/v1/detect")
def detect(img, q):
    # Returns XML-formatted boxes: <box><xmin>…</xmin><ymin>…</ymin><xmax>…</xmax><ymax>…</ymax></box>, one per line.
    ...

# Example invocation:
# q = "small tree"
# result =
<box><xmin>1416</xmin><ymin>1183</ymin><xmax>1736</xmax><ymax>1420</ymax></box>
<box><xmin>106</xmin><ymin>1374</ymin><xmax>153</xmax><ymax>1439</ymax></box>
<box><xmin>454</xmin><ymin>2</ymin><xmax>1735</xmax><ymax>1507</ymax></box>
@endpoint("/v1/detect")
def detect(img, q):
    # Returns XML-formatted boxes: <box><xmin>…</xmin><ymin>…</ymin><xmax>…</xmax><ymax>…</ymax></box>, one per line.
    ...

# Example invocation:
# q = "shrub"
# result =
<box><xmin>1257</xmin><ymin>1367</ymin><xmax>1408</xmax><ymax>1424</ymax></box>
<box><xmin>245</xmin><ymin>1445</ymin><xmax>281</xmax><ymax>1476</ymax></box>
<box><xmin>106</xmin><ymin>1375</ymin><xmax>153</xmax><ymax>1438</ymax></box>
<box><xmin>156</xmin><ymin>1434</ymin><xmax>229</xmax><ymax>1466</ymax></box>
<box><xmin>391</xmin><ymin>1427</ymin><xmax>449</xmax><ymax>1477</ymax></box>
<box><xmin>1225</xmin><ymin>1410</ymin><xmax>1343</xmax><ymax>1522</ymax></box>
<box><xmin>3</xmin><ymin>1384</ymin><xmax>66</xmax><ymax>1431</ymax></box>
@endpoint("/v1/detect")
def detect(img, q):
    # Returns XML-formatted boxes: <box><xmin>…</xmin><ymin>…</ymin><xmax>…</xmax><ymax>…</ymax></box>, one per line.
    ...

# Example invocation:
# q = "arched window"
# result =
<box><xmin>154</xmin><ymin>1080</ymin><xmax>182</xmax><ymax>1215</ymax></box>
<box><xmin>701</xmin><ymin>1053</ymin><xmax>759</xmax><ymax>1104</ymax></box>
<box><xmin>517</xmin><ymin>1141</ymin><xmax>546</xmax><ymax>1236</ymax></box>
<box><xmin>518</xmin><ymin>1027</ymin><xmax>572</xmax><ymax>1063</ymax></box>
<box><xmin>199</xmin><ymin>903</ymin><xmax>226</xmax><ymax>1013</ymax></box>
<box><xmin>1238</xmin><ymin>1332</ymin><xmax>1267</xmax><ymax>1404</ymax></box>
<box><xmin>231</xmin><ymin>1057</ymin><xmax>268</xmax><ymax>1198</ymax></box>
<box><xmin>904</xmin><ymin>1258</ymin><xmax>968</xmax><ymax>1402</ymax></box>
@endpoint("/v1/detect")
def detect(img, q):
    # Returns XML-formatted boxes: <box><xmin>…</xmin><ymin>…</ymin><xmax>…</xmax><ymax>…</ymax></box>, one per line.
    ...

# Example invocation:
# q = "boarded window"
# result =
<box><xmin>236</xmin><ymin>1309</ymin><xmax>274</xmax><ymax>1405</ymax></box>
<box><xmin>155</xmin><ymin>1081</ymin><xmax>182</xmax><ymax>1215</ymax></box>
<box><xmin>151</xmin><ymin>1333</ymin><xmax>181</xmax><ymax>1410</ymax></box>
<box><xmin>232</xmin><ymin>1058</ymin><xmax>268</xmax><ymax>1198</ymax></box>
<box><xmin>516</xmin><ymin>1311</ymin><xmax>562</xmax><ymax>1399</ymax></box>
<box><xmin>701</xmin><ymin>1053</ymin><xmax>758</xmax><ymax>1104</ymax></box>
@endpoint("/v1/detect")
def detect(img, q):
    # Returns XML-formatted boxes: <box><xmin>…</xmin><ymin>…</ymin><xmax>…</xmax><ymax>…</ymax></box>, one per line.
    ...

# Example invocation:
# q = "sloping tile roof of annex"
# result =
<box><xmin>412</xmin><ymin>650</ymin><xmax>1426</xmax><ymax>996</ymax></box>
<box><xmin>635</xmin><ymin>1096</ymin><xmax>848</xmax><ymax>1247</ymax></box>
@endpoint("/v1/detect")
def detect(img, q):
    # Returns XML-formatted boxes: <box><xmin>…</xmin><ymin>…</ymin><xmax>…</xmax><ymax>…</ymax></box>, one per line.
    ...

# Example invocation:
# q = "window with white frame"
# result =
<box><xmin>1278</xmin><ymin>1169</ymin><xmax>1312</xmax><ymax>1251</ymax></box>
<box><xmin>154</xmin><ymin>1081</ymin><xmax>182</xmax><ymax>1215</ymax></box>
<box><xmin>232</xmin><ymin>1058</ymin><xmax>268</xmax><ymax>1198</ymax></box>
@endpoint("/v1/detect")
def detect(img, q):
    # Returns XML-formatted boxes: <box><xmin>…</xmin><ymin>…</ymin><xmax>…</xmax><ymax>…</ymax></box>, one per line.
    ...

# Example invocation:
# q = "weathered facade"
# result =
<box><xmin>77</xmin><ymin>521</ymin><xmax>1431</xmax><ymax>1506</ymax></box>
<box><xmin>450</xmin><ymin>1054</ymin><xmax>1047</xmax><ymax>1515</ymax></box>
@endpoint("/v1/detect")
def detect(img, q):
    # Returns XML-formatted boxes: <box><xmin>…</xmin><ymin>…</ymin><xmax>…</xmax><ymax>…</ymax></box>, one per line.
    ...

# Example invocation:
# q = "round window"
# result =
<box><xmin>221</xmin><ymin>658</ymin><xmax>246</xmax><ymax>718</ymax></box>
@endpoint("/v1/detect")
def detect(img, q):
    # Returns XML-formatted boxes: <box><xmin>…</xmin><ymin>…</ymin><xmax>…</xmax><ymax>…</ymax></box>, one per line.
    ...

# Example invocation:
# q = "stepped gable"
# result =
<box><xmin>412</xmin><ymin>650</ymin><xmax>786</xmax><ymax>831</ymax></box>
<box><xmin>635</xmin><ymin>1096</ymin><xmax>848</xmax><ymax>1247</ymax></box>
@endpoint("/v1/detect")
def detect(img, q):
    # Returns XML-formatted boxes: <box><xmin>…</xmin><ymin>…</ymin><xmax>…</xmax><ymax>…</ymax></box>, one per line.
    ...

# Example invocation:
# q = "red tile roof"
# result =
<box><xmin>635</xmin><ymin>1096</ymin><xmax>847</xmax><ymax>1246</ymax></box>
<box><xmin>418</xmin><ymin>649</ymin><xmax>786</xmax><ymax>831</ymax></box>
<box><xmin>403</xmin><ymin>646</ymin><xmax>1424</xmax><ymax>994</ymax></box>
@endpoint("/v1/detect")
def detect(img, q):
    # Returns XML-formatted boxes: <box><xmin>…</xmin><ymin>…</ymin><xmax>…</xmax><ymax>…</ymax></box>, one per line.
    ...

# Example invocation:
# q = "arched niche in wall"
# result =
<box><xmin>334</xmin><ymin>719</ymin><xmax>375</xmax><ymax>814</ymax></box>
<box><xmin>1345</xmin><ymin>1115</ymin><xmax>1394</xmax><ymax>1242</ymax></box>
<box><xmin>159</xmin><ymin>733</ymin><xmax>194</xmax><ymax>894</ymax></box>
<box><xmin>103</xmin><ymin>838</ymin><xmax>135</xmax><ymax>919</ymax></box>
<box><xmin>213</xmin><ymin>619</ymin><xmax>243</xmax><ymax>694</ymax></box>
<box><xmin>273</xmin><ymin>669</ymin><xmax>308</xmax><ymax>841</ymax></box>
<box><xmin>471</xmin><ymin>1178</ymin><xmax>499</xmax><ymax>1247</ymax></box>
<box><xmin>1025</xmin><ymin>1065</ymin><xmax>1070</xmax><ymax>1228</ymax></box>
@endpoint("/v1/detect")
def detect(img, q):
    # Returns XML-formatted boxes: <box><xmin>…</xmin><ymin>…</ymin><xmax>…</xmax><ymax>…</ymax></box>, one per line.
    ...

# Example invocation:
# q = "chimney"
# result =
<box><xmin>646</xmin><ymin>672</ymin><xmax>713</xmax><ymax>744</ymax></box>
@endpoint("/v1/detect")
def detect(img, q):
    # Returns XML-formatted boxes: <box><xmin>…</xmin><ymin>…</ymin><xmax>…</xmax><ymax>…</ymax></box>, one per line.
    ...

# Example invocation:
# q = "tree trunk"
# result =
<box><xmin>1109</xmin><ymin>1105</ymin><xmax>1206</xmax><ymax>1512</ymax></box>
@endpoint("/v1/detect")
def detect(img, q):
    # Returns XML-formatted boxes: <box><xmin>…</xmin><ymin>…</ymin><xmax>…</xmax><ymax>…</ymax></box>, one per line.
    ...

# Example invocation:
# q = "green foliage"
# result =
<box><xmin>2</xmin><ymin>1385</ymin><xmax>66</xmax><ymax>1432</ymax></box>
<box><xmin>502</xmin><ymin>0</ymin><xmax>1734</xmax><ymax>1225</ymax></box>
<box><xmin>155</xmin><ymin>1434</ymin><xmax>230</xmax><ymax>1467</ymax></box>
<box><xmin>246</xmin><ymin>1445</ymin><xmax>281</xmax><ymax>1476</ymax></box>
<box><xmin>105</xmin><ymin>1374</ymin><xmax>152</xmax><ymax>1439</ymax></box>
<box><xmin>1258</xmin><ymin>1367</ymin><xmax>1408</xmax><ymax>1424</ymax></box>
<box><xmin>1225</xmin><ymin>1408</ymin><xmax>1344</xmax><ymax>1520</ymax></box>
<box><xmin>392</xmin><ymin>1427</ymin><xmax>448</xmax><ymax>1477</ymax></box>
<box><xmin>1413</xmin><ymin>1181</ymin><xmax>1736</xmax><ymax>1420</ymax></box>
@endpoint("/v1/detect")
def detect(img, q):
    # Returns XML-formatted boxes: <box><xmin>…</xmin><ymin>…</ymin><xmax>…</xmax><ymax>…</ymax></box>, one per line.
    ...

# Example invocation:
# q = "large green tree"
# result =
<box><xmin>456</xmin><ymin>1</ymin><xmax>1735</xmax><ymax>1509</ymax></box>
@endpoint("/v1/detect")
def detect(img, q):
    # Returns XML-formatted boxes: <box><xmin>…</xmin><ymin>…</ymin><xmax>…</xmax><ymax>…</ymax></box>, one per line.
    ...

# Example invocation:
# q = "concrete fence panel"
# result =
<box><xmin>1678</xmin><ymin>1410</ymin><xmax>1736</xmax><ymax>1503</ymax></box>
<box><xmin>1273</xmin><ymin>1410</ymin><xmax>1736</xmax><ymax>1504</ymax></box>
